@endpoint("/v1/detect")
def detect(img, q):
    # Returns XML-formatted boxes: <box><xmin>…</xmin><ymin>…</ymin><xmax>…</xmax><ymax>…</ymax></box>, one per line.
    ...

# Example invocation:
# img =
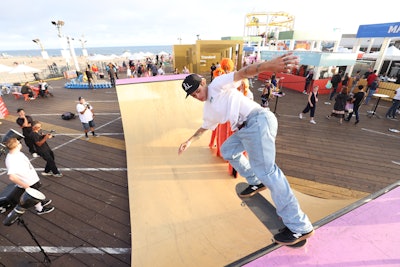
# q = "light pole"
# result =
<box><xmin>66</xmin><ymin>36</ymin><xmax>80</xmax><ymax>72</ymax></box>
<box><xmin>79</xmin><ymin>35</ymin><xmax>88</xmax><ymax>57</ymax></box>
<box><xmin>51</xmin><ymin>20</ymin><xmax>69</xmax><ymax>66</ymax></box>
<box><xmin>32</xmin><ymin>39</ymin><xmax>49</xmax><ymax>60</ymax></box>
<box><xmin>51</xmin><ymin>20</ymin><xmax>80</xmax><ymax>72</ymax></box>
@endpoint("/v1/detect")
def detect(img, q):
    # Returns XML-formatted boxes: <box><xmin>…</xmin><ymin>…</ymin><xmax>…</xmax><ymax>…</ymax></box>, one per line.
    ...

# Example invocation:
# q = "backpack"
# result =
<box><xmin>61</xmin><ymin>112</ymin><xmax>75</xmax><ymax>120</ymax></box>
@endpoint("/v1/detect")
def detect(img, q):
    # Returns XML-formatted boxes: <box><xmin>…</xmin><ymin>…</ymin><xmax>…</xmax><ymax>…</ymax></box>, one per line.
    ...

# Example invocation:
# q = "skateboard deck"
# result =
<box><xmin>236</xmin><ymin>182</ymin><xmax>307</xmax><ymax>248</ymax></box>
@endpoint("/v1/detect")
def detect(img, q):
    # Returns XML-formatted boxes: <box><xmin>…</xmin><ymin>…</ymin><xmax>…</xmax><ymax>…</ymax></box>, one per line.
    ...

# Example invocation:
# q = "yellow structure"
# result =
<box><xmin>244</xmin><ymin>12</ymin><xmax>295</xmax><ymax>39</ymax></box>
<box><xmin>173</xmin><ymin>39</ymin><xmax>244</xmax><ymax>75</ymax></box>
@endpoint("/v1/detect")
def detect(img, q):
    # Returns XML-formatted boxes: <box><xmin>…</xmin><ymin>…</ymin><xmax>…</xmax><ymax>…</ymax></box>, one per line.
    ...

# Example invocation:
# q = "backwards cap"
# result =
<box><xmin>182</xmin><ymin>74</ymin><xmax>202</xmax><ymax>98</ymax></box>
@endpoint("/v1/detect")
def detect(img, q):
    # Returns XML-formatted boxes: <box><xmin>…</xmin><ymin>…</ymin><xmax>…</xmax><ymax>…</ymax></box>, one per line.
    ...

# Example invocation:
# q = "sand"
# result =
<box><xmin>0</xmin><ymin>54</ymin><xmax>133</xmax><ymax>84</ymax></box>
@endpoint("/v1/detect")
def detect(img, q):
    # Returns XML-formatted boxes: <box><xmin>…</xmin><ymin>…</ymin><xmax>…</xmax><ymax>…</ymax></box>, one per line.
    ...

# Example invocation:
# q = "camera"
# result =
<box><xmin>86</xmin><ymin>102</ymin><xmax>90</xmax><ymax>108</ymax></box>
<box><xmin>43</xmin><ymin>130</ymin><xmax>56</xmax><ymax>137</ymax></box>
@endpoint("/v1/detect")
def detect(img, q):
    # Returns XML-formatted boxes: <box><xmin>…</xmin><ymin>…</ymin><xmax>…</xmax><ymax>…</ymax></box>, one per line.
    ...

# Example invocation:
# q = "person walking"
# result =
<box><xmin>299</xmin><ymin>85</ymin><xmax>319</xmax><ymax>124</ymax></box>
<box><xmin>364</xmin><ymin>76</ymin><xmax>379</xmax><ymax>105</ymax></box>
<box><xmin>85</xmin><ymin>67</ymin><xmax>94</xmax><ymax>89</ymax></box>
<box><xmin>16</xmin><ymin>108</ymin><xmax>38</xmax><ymax>158</ymax></box>
<box><xmin>345</xmin><ymin>85</ymin><xmax>366</xmax><ymax>124</ymax></box>
<box><xmin>31</xmin><ymin>121</ymin><xmax>63</xmax><ymax>177</ymax></box>
<box><xmin>178</xmin><ymin>53</ymin><xmax>314</xmax><ymax>246</ymax></box>
<box><xmin>326</xmin><ymin>87</ymin><xmax>349</xmax><ymax>124</ymax></box>
<box><xmin>385</xmin><ymin>86</ymin><xmax>400</xmax><ymax>119</ymax></box>
<box><xmin>329</xmin><ymin>71</ymin><xmax>342</xmax><ymax>101</ymax></box>
<box><xmin>302</xmin><ymin>69</ymin><xmax>314</xmax><ymax>94</ymax></box>
<box><xmin>4</xmin><ymin>137</ymin><xmax>54</xmax><ymax>214</ymax></box>
<box><xmin>76</xmin><ymin>97</ymin><xmax>99</xmax><ymax>140</ymax></box>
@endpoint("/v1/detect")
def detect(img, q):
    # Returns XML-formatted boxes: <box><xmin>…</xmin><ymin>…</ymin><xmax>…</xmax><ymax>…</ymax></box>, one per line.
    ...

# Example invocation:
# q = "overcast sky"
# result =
<box><xmin>0</xmin><ymin>0</ymin><xmax>398</xmax><ymax>51</ymax></box>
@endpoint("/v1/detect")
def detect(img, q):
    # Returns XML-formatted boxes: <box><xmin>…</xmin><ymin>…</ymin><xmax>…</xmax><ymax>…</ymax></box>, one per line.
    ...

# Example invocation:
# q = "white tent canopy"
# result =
<box><xmin>0</xmin><ymin>64</ymin><xmax>13</xmax><ymax>72</ymax></box>
<box><xmin>362</xmin><ymin>45</ymin><xmax>400</xmax><ymax>60</ymax></box>
<box><xmin>9</xmin><ymin>64</ymin><xmax>41</xmax><ymax>74</ymax></box>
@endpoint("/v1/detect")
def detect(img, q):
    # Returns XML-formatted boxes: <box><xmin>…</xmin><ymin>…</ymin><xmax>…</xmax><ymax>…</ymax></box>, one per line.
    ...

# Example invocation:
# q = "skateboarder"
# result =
<box><xmin>178</xmin><ymin>53</ymin><xmax>314</xmax><ymax>245</ymax></box>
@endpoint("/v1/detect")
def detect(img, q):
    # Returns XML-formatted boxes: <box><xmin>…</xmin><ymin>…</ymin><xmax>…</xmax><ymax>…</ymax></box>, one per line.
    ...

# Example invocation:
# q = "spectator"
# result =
<box><xmin>4</xmin><ymin>137</ymin><xmax>54</xmax><ymax>215</ymax></box>
<box><xmin>76</xmin><ymin>97</ymin><xmax>99</xmax><ymax>140</ymax></box>
<box><xmin>16</xmin><ymin>108</ymin><xmax>38</xmax><ymax>158</ymax></box>
<box><xmin>31</xmin><ymin>121</ymin><xmax>63</xmax><ymax>177</ymax></box>
<box><xmin>20</xmin><ymin>82</ymin><xmax>35</xmax><ymax>100</ymax></box>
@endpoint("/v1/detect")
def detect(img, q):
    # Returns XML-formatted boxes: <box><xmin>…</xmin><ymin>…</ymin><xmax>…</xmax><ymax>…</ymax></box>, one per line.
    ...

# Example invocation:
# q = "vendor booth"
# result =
<box><xmin>259</xmin><ymin>50</ymin><xmax>357</xmax><ymax>94</ymax></box>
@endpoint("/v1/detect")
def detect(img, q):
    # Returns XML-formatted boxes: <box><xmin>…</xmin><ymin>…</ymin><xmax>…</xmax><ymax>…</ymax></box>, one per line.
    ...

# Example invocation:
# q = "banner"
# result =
<box><xmin>0</xmin><ymin>97</ymin><xmax>9</xmax><ymax>119</ymax></box>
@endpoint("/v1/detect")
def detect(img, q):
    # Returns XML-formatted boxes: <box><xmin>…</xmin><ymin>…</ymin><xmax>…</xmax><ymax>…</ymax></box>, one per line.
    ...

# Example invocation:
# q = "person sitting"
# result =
<box><xmin>20</xmin><ymin>82</ymin><xmax>35</xmax><ymax>100</ymax></box>
<box><xmin>38</xmin><ymin>79</ymin><xmax>49</xmax><ymax>98</ymax></box>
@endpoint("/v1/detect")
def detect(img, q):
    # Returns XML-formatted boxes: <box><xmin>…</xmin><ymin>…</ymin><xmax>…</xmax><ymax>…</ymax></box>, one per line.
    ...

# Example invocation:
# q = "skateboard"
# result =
<box><xmin>236</xmin><ymin>182</ymin><xmax>307</xmax><ymax>248</ymax></box>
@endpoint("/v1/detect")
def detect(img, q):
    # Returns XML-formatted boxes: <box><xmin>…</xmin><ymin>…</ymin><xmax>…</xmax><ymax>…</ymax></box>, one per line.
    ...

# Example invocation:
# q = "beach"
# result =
<box><xmin>1</xmin><ymin>49</ymin><xmax>173</xmax><ymax>84</ymax></box>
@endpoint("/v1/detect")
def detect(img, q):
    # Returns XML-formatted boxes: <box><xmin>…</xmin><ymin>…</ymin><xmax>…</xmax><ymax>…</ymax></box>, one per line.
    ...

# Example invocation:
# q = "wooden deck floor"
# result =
<box><xmin>0</xmin><ymin>79</ymin><xmax>129</xmax><ymax>266</ymax></box>
<box><xmin>0</xmin><ymin>76</ymin><xmax>399</xmax><ymax>266</ymax></box>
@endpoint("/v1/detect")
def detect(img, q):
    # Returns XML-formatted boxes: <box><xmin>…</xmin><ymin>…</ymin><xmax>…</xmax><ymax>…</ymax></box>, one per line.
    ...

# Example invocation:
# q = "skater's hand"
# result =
<box><xmin>178</xmin><ymin>140</ymin><xmax>191</xmax><ymax>155</ymax></box>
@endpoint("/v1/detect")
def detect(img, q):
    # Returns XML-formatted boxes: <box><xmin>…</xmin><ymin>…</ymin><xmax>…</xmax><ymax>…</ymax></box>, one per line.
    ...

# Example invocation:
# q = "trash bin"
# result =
<box><xmin>33</xmin><ymin>73</ymin><xmax>40</xmax><ymax>81</ymax></box>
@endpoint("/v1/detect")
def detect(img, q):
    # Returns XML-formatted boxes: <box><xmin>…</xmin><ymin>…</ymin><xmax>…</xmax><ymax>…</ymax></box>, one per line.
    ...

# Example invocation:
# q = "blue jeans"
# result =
<box><xmin>220</xmin><ymin>108</ymin><xmax>313</xmax><ymax>233</ymax></box>
<box><xmin>364</xmin><ymin>89</ymin><xmax>376</xmax><ymax>104</ymax></box>
<box><xmin>386</xmin><ymin>99</ymin><xmax>400</xmax><ymax>117</ymax></box>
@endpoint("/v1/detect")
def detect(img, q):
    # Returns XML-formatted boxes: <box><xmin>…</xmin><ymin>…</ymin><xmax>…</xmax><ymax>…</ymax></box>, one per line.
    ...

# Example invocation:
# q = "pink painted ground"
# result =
<box><xmin>245</xmin><ymin>186</ymin><xmax>400</xmax><ymax>267</ymax></box>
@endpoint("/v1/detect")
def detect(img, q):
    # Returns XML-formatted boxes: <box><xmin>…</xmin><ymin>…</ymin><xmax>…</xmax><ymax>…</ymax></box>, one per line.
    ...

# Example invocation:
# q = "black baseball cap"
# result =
<box><xmin>182</xmin><ymin>74</ymin><xmax>202</xmax><ymax>98</ymax></box>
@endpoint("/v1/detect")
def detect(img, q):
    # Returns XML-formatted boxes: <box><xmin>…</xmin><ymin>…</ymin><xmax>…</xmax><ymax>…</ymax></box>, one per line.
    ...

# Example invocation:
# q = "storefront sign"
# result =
<box><xmin>357</xmin><ymin>22</ymin><xmax>400</xmax><ymax>38</ymax></box>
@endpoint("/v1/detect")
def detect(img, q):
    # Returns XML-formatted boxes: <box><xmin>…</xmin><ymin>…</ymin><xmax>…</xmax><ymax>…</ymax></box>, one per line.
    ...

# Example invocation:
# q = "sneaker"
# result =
<box><xmin>239</xmin><ymin>183</ymin><xmax>266</xmax><ymax>198</ymax></box>
<box><xmin>32</xmin><ymin>153</ymin><xmax>39</xmax><ymax>158</ymax></box>
<box><xmin>36</xmin><ymin>206</ymin><xmax>55</xmax><ymax>215</ymax></box>
<box><xmin>355</xmin><ymin>120</ymin><xmax>360</xmax><ymax>125</ymax></box>
<box><xmin>41</xmin><ymin>172</ymin><xmax>53</xmax><ymax>176</ymax></box>
<box><xmin>29</xmin><ymin>97</ymin><xmax>36</xmax><ymax>100</ymax></box>
<box><xmin>85</xmin><ymin>136</ymin><xmax>89</xmax><ymax>140</ymax></box>
<box><xmin>52</xmin><ymin>173</ymin><xmax>63</xmax><ymax>178</ymax></box>
<box><xmin>93</xmin><ymin>133</ymin><xmax>99</xmax><ymax>137</ymax></box>
<box><xmin>326</xmin><ymin>115</ymin><xmax>330</xmax><ymax>120</ymax></box>
<box><xmin>309</xmin><ymin>120</ymin><xmax>316</xmax><ymax>124</ymax></box>
<box><xmin>274</xmin><ymin>227</ymin><xmax>314</xmax><ymax>245</ymax></box>
<box><xmin>41</xmin><ymin>199</ymin><xmax>52</xmax><ymax>207</ymax></box>
<box><xmin>299</xmin><ymin>113</ymin><xmax>303</xmax><ymax>119</ymax></box>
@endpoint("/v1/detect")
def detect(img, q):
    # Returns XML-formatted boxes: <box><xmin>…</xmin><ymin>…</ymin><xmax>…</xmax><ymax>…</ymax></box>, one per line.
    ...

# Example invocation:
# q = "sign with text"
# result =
<box><xmin>357</xmin><ymin>22</ymin><xmax>400</xmax><ymax>38</ymax></box>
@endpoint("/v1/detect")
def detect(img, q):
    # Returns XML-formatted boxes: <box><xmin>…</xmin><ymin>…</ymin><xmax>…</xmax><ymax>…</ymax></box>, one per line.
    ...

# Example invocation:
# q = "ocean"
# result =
<box><xmin>0</xmin><ymin>45</ymin><xmax>173</xmax><ymax>58</ymax></box>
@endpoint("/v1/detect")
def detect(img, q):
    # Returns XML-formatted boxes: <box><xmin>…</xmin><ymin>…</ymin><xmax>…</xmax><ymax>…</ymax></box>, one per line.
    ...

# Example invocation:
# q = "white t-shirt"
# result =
<box><xmin>76</xmin><ymin>103</ymin><xmax>94</xmax><ymax>123</ymax></box>
<box><xmin>202</xmin><ymin>72</ymin><xmax>260</xmax><ymax>131</ymax></box>
<box><xmin>5</xmin><ymin>151</ymin><xmax>40</xmax><ymax>187</ymax></box>
<box><xmin>394</xmin><ymin>87</ymin><xmax>400</xmax><ymax>101</ymax></box>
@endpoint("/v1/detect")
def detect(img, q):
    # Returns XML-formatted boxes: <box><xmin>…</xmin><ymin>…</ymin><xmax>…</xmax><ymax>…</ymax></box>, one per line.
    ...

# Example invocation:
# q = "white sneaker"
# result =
<box><xmin>299</xmin><ymin>113</ymin><xmax>303</xmax><ymax>119</ymax></box>
<box><xmin>310</xmin><ymin>120</ymin><xmax>316</xmax><ymax>124</ymax></box>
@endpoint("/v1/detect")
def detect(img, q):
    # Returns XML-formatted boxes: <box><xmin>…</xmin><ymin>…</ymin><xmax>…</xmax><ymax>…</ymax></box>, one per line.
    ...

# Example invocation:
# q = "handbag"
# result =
<box><xmin>325</xmin><ymin>80</ymin><xmax>332</xmax><ymax>89</ymax></box>
<box><xmin>345</xmin><ymin>102</ymin><xmax>354</xmax><ymax>113</ymax></box>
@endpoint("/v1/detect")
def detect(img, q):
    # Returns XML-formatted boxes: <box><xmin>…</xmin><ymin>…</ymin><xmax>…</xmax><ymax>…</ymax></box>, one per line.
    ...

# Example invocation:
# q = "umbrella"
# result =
<box><xmin>87</xmin><ymin>54</ymin><xmax>115</xmax><ymax>61</ymax></box>
<box><xmin>8</xmin><ymin>64</ymin><xmax>42</xmax><ymax>81</ymax></box>
<box><xmin>9</xmin><ymin>64</ymin><xmax>41</xmax><ymax>74</ymax></box>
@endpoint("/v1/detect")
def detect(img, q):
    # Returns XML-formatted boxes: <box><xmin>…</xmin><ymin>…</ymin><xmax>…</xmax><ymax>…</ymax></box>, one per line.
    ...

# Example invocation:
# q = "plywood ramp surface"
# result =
<box><xmin>116</xmin><ymin>76</ymin><xmax>358</xmax><ymax>267</ymax></box>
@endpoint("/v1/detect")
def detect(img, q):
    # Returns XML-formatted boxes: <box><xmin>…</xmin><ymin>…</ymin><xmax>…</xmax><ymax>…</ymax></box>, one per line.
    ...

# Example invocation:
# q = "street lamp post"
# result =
<box><xmin>51</xmin><ymin>20</ymin><xmax>80</xmax><ymax>72</ymax></box>
<box><xmin>51</xmin><ymin>20</ymin><xmax>69</xmax><ymax>66</ymax></box>
<box><xmin>32</xmin><ymin>39</ymin><xmax>49</xmax><ymax>60</ymax></box>
<box><xmin>79</xmin><ymin>35</ymin><xmax>88</xmax><ymax>57</ymax></box>
<box><xmin>66</xmin><ymin>36</ymin><xmax>80</xmax><ymax>72</ymax></box>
